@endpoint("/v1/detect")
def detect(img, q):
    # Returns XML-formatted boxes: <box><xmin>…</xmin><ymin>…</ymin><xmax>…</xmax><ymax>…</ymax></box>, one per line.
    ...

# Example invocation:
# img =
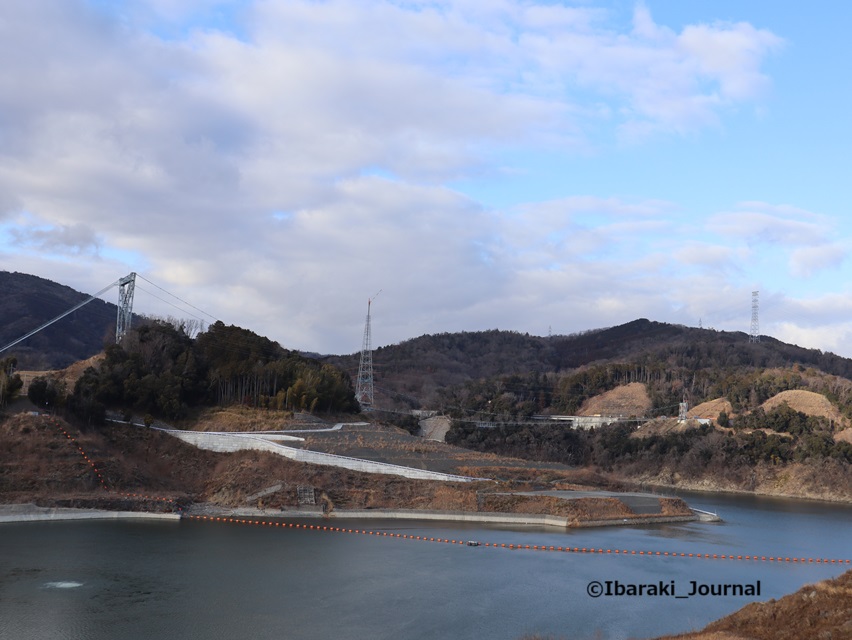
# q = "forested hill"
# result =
<box><xmin>326</xmin><ymin>320</ymin><xmax>852</xmax><ymax>410</ymax></box>
<box><xmin>0</xmin><ymin>271</ymin><xmax>119</xmax><ymax>369</ymax></box>
<box><xmin>23</xmin><ymin>319</ymin><xmax>359</xmax><ymax>422</ymax></box>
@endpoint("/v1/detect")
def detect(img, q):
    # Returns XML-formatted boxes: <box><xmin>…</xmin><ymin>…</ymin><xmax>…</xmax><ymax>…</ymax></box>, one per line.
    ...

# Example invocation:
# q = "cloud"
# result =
<box><xmin>9</xmin><ymin>221</ymin><xmax>101</xmax><ymax>255</ymax></box>
<box><xmin>517</xmin><ymin>1</ymin><xmax>783</xmax><ymax>138</ymax></box>
<box><xmin>0</xmin><ymin>0</ymin><xmax>795</xmax><ymax>354</ymax></box>
<box><xmin>702</xmin><ymin>202</ymin><xmax>848</xmax><ymax>278</ymax></box>
<box><xmin>709</xmin><ymin>211</ymin><xmax>826</xmax><ymax>246</ymax></box>
<box><xmin>708</xmin><ymin>202</ymin><xmax>831</xmax><ymax>247</ymax></box>
<box><xmin>673</xmin><ymin>242</ymin><xmax>744</xmax><ymax>272</ymax></box>
<box><xmin>790</xmin><ymin>244</ymin><xmax>847</xmax><ymax>278</ymax></box>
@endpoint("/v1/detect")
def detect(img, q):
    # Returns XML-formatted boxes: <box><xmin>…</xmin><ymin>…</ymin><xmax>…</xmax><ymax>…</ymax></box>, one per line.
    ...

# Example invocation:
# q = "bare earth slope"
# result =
<box><xmin>658</xmin><ymin>569</ymin><xmax>852</xmax><ymax>640</ymax></box>
<box><xmin>761</xmin><ymin>389</ymin><xmax>846</xmax><ymax>427</ymax></box>
<box><xmin>689</xmin><ymin>398</ymin><xmax>733</xmax><ymax>420</ymax></box>
<box><xmin>577</xmin><ymin>382</ymin><xmax>651</xmax><ymax>416</ymax></box>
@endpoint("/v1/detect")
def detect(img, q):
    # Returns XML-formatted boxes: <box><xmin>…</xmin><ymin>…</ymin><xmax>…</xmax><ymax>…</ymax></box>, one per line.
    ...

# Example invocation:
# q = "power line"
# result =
<box><xmin>135</xmin><ymin>285</ymin><xmax>206</xmax><ymax>322</ymax></box>
<box><xmin>136</xmin><ymin>274</ymin><xmax>220</xmax><ymax>323</ymax></box>
<box><xmin>0</xmin><ymin>279</ymin><xmax>119</xmax><ymax>356</ymax></box>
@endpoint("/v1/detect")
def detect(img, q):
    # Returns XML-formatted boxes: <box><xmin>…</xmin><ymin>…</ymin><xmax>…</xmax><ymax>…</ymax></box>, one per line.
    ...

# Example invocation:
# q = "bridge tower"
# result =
<box><xmin>116</xmin><ymin>272</ymin><xmax>136</xmax><ymax>343</ymax></box>
<box><xmin>355</xmin><ymin>291</ymin><xmax>380</xmax><ymax>409</ymax></box>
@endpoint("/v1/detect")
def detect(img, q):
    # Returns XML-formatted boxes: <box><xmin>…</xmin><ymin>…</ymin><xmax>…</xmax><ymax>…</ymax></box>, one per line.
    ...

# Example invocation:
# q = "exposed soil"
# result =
<box><xmin>577</xmin><ymin>382</ymin><xmax>651</xmax><ymax>417</ymax></box>
<box><xmin>657</xmin><ymin>569</ymin><xmax>852</xmax><ymax>640</ymax></box>
<box><xmin>689</xmin><ymin>398</ymin><xmax>733</xmax><ymax>420</ymax></box>
<box><xmin>419</xmin><ymin>415</ymin><xmax>452</xmax><ymax>441</ymax></box>
<box><xmin>0</xmin><ymin>411</ymin><xmax>671</xmax><ymax>525</ymax></box>
<box><xmin>176</xmin><ymin>406</ymin><xmax>339</xmax><ymax>432</ymax></box>
<box><xmin>295</xmin><ymin>421</ymin><xmax>571</xmax><ymax>476</ymax></box>
<box><xmin>835</xmin><ymin>428</ymin><xmax>852</xmax><ymax>444</ymax></box>
<box><xmin>761</xmin><ymin>389</ymin><xmax>847</xmax><ymax>428</ymax></box>
<box><xmin>17</xmin><ymin>354</ymin><xmax>104</xmax><ymax>395</ymax></box>
<box><xmin>631</xmin><ymin>417</ymin><xmax>705</xmax><ymax>438</ymax></box>
<box><xmin>630</xmin><ymin>461</ymin><xmax>852</xmax><ymax>503</ymax></box>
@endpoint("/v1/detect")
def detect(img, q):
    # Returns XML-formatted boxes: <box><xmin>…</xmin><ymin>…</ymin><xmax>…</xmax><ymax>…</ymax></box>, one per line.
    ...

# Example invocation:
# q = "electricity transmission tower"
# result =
<box><xmin>116</xmin><ymin>272</ymin><xmax>137</xmax><ymax>343</ymax></box>
<box><xmin>355</xmin><ymin>291</ymin><xmax>381</xmax><ymax>408</ymax></box>
<box><xmin>749</xmin><ymin>291</ymin><xmax>760</xmax><ymax>343</ymax></box>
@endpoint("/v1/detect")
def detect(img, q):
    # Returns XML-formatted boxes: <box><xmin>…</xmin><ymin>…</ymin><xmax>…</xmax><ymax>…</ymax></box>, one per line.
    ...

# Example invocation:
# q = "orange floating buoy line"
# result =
<box><xmin>46</xmin><ymin>418</ymin><xmax>111</xmax><ymax>493</ymax></box>
<box><xmin>180</xmin><ymin>515</ymin><xmax>852</xmax><ymax>565</ymax></box>
<box><xmin>45</xmin><ymin>417</ymin><xmax>183</xmax><ymax>514</ymax></box>
<box><xmin>43</xmin><ymin>417</ymin><xmax>849</xmax><ymax>565</ymax></box>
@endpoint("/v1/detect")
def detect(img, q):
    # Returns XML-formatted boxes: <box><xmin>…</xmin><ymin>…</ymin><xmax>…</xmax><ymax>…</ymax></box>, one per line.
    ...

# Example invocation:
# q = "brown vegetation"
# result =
<box><xmin>689</xmin><ymin>398</ymin><xmax>733</xmax><ymax>420</ymax></box>
<box><xmin>761</xmin><ymin>389</ymin><xmax>846</xmax><ymax>428</ymax></box>
<box><xmin>1</xmin><ymin>411</ymin><xmax>668</xmax><ymax>524</ymax></box>
<box><xmin>658</xmin><ymin>569</ymin><xmax>852</xmax><ymax>640</ymax></box>
<box><xmin>17</xmin><ymin>354</ymin><xmax>105</xmax><ymax>395</ymax></box>
<box><xmin>632</xmin><ymin>460</ymin><xmax>852</xmax><ymax>503</ymax></box>
<box><xmin>480</xmin><ymin>494</ymin><xmax>634</xmax><ymax>521</ymax></box>
<box><xmin>577</xmin><ymin>381</ymin><xmax>651</xmax><ymax>417</ymax></box>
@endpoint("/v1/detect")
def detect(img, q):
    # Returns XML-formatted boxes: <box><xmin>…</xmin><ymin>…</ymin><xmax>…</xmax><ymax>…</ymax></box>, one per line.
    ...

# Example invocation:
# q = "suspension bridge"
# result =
<box><xmin>0</xmin><ymin>272</ymin><xmax>219</xmax><ymax>358</ymax></box>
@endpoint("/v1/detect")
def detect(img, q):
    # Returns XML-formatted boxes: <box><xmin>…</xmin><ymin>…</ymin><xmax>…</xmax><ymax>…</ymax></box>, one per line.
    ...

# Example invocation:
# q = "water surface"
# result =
<box><xmin>1</xmin><ymin>493</ymin><xmax>849</xmax><ymax>640</ymax></box>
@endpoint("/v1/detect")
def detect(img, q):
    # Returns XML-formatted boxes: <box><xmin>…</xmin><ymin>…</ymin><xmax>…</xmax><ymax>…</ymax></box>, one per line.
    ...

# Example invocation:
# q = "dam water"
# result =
<box><xmin>1</xmin><ymin>492</ymin><xmax>850</xmax><ymax>640</ymax></box>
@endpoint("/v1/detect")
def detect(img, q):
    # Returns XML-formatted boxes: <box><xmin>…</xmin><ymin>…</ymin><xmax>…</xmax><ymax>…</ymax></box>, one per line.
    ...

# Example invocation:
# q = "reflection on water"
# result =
<box><xmin>43</xmin><ymin>582</ymin><xmax>84</xmax><ymax>589</ymax></box>
<box><xmin>0</xmin><ymin>493</ymin><xmax>849</xmax><ymax>640</ymax></box>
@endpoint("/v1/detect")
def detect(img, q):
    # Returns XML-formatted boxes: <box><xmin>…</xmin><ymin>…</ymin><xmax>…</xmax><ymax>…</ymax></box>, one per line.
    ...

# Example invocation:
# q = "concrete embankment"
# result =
<box><xmin>154</xmin><ymin>427</ymin><xmax>487</xmax><ymax>483</ymax></box>
<box><xmin>0</xmin><ymin>504</ymin><xmax>181</xmax><ymax>524</ymax></box>
<box><xmin>329</xmin><ymin>509</ymin><xmax>699</xmax><ymax>528</ymax></box>
<box><xmin>1</xmin><ymin>503</ymin><xmax>701</xmax><ymax>528</ymax></box>
<box><xmin>183</xmin><ymin>504</ymin><xmax>699</xmax><ymax>528</ymax></box>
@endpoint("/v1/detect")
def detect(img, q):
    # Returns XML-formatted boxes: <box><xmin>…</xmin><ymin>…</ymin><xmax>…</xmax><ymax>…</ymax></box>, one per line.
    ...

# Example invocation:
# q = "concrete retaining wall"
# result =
<box><xmin>158</xmin><ymin>429</ymin><xmax>486</xmax><ymax>483</ymax></box>
<box><xmin>331</xmin><ymin>509</ymin><xmax>571</xmax><ymax>527</ymax></box>
<box><xmin>0</xmin><ymin>506</ymin><xmax>181</xmax><ymax>523</ymax></box>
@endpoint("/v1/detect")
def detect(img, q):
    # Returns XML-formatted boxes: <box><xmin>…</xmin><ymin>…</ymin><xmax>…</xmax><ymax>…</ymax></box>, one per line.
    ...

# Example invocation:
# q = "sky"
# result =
<box><xmin>2</xmin><ymin>0</ymin><xmax>852</xmax><ymax>357</ymax></box>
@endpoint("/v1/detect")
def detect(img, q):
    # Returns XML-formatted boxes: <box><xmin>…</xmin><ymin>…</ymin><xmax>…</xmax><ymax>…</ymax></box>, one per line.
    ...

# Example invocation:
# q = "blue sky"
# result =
<box><xmin>2</xmin><ymin>1</ymin><xmax>852</xmax><ymax>357</ymax></box>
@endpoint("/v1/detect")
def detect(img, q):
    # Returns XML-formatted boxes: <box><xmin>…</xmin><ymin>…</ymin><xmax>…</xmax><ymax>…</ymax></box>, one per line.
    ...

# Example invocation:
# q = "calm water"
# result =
<box><xmin>1</xmin><ymin>493</ymin><xmax>850</xmax><ymax>640</ymax></box>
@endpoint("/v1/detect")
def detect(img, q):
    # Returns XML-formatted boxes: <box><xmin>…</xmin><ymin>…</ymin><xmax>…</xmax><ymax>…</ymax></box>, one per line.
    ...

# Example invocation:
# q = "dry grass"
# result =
<box><xmin>761</xmin><ymin>390</ymin><xmax>846</xmax><ymax>428</ymax></box>
<box><xmin>835</xmin><ymin>428</ymin><xmax>852</xmax><ymax>444</ymax></box>
<box><xmin>17</xmin><ymin>353</ymin><xmax>104</xmax><ymax>394</ymax></box>
<box><xmin>657</xmin><ymin>569</ymin><xmax>852</xmax><ymax>640</ymax></box>
<box><xmin>1</xmin><ymin>411</ymin><xmax>669</xmax><ymax>524</ymax></box>
<box><xmin>631</xmin><ymin>417</ymin><xmax>704</xmax><ymax>439</ymax></box>
<box><xmin>577</xmin><ymin>382</ymin><xmax>651</xmax><ymax>417</ymax></box>
<box><xmin>689</xmin><ymin>398</ymin><xmax>733</xmax><ymax>420</ymax></box>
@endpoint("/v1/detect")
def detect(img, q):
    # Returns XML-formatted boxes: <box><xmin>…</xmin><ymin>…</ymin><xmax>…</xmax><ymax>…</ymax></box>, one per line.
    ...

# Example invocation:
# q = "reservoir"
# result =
<box><xmin>1</xmin><ymin>492</ymin><xmax>850</xmax><ymax>640</ymax></box>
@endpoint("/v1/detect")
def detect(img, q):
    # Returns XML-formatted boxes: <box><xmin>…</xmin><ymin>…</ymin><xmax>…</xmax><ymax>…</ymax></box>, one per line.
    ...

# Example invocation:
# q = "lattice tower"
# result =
<box><xmin>749</xmin><ymin>290</ymin><xmax>760</xmax><ymax>343</ymax></box>
<box><xmin>355</xmin><ymin>292</ymin><xmax>380</xmax><ymax>408</ymax></box>
<box><xmin>116</xmin><ymin>272</ymin><xmax>137</xmax><ymax>343</ymax></box>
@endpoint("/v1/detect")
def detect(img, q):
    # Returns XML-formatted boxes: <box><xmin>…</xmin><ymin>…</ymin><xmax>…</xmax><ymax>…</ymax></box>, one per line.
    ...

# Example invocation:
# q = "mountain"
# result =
<box><xmin>326</xmin><ymin>319</ymin><xmax>852</xmax><ymax>410</ymax></box>
<box><xmin>0</xmin><ymin>271</ymin><xmax>119</xmax><ymax>369</ymax></box>
<box><xmin>8</xmin><ymin>270</ymin><xmax>852</xmax><ymax>413</ymax></box>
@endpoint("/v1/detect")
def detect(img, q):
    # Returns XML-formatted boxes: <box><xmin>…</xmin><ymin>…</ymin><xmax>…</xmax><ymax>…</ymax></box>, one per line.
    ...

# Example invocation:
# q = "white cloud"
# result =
<box><xmin>790</xmin><ymin>244</ymin><xmax>846</xmax><ymax>278</ymax></box>
<box><xmin>673</xmin><ymin>242</ymin><xmax>743</xmax><ymax>272</ymax></box>
<box><xmin>9</xmin><ymin>221</ymin><xmax>101</xmax><ymax>255</ymax></box>
<box><xmin>708</xmin><ymin>204</ymin><xmax>830</xmax><ymax>247</ymax></box>
<box><xmin>0</xmin><ymin>0</ymin><xmax>802</xmax><ymax>355</ymax></box>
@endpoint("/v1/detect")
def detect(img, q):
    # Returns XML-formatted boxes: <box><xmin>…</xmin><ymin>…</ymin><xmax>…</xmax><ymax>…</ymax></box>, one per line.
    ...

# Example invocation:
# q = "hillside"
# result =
<box><xmin>8</xmin><ymin>271</ymin><xmax>852</xmax><ymax>415</ymax></box>
<box><xmin>328</xmin><ymin>320</ymin><xmax>852</xmax><ymax>411</ymax></box>
<box><xmin>658</xmin><ymin>569</ymin><xmax>852</xmax><ymax>640</ymax></box>
<box><xmin>0</xmin><ymin>271</ymin><xmax>120</xmax><ymax>369</ymax></box>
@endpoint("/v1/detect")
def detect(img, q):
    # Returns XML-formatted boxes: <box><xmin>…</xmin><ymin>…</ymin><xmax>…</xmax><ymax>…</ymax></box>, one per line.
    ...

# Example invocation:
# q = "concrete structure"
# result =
<box><xmin>156</xmin><ymin>427</ymin><xmax>488</xmax><ymax>483</ymax></box>
<box><xmin>0</xmin><ymin>504</ymin><xmax>180</xmax><ymax>523</ymax></box>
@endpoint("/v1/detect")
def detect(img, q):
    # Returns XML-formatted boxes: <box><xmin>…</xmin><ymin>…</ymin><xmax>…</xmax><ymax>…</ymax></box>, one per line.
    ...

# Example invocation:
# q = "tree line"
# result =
<box><xmin>435</xmin><ymin>361</ymin><xmax>852</xmax><ymax>423</ymax></box>
<box><xmin>26</xmin><ymin>319</ymin><xmax>358</xmax><ymax>423</ymax></box>
<box><xmin>446</xmin><ymin>403</ymin><xmax>852</xmax><ymax>474</ymax></box>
